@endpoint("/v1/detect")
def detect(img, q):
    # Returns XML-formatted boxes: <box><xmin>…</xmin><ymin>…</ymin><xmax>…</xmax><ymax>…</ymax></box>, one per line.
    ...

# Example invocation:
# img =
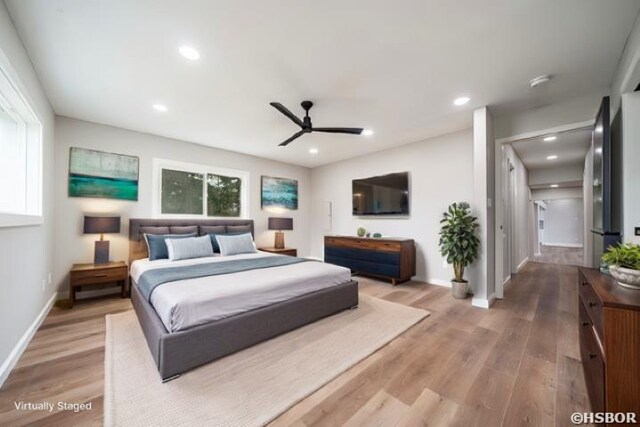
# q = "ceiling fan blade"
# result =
<box><xmin>270</xmin><ymin>102</ymin><xmax>304</xmax><ymax>127</ymax></box>
<box><xmin>278</xmin><ymin>130</ymin><xmax>305</xmax><ymax>146</ymax></box>
<box><xmin>313</xmin><ymin>127</ymin><xmax>363</xmax><ymax>135</ymax></box>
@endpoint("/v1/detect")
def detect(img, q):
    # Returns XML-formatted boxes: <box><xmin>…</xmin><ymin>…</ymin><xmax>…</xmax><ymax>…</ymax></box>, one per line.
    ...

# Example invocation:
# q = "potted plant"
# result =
<box><xmin>602</xmin><ymin>243</ymin><xmax>640</xmax><ymax>290</ymax></box>
<box><xmin>438</xmin><ymin>202</ymin><xmax>480</xmax><ymax>299</ymax></box>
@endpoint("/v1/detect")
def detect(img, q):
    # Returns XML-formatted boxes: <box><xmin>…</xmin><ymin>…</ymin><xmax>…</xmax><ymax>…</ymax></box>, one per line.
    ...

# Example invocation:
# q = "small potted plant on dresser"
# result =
<box><xmin>602</xmin><ymin>242</ymin><xmax>640</xmax><ymax>290</ymax></box>
<box><xmin>438</xmin><ymin>202</ymin><xmax>480</xmax><ymax>299</ymax></box>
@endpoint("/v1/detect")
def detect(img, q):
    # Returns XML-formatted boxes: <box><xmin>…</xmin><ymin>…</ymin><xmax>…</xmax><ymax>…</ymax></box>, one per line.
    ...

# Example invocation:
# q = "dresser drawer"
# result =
<box><xmin>325</xmin><ymin>256</ymin><xmax>400</xmax><ymax>278</ymax></box>
<box><xmin>325</xmin><ymin>237</ymin><xmax>401</xmax><ymax>252</ymax></box>
<box><xmin>579</xmin><ymin>278</ymin><xmax>604</xmax><ymax>338</ymax></box>
<box><xmin>325</xmin><ymin>246</ymin><xmax>401</xmax><ymax>265</ymax></box>
<box><xmin>70</xmin><ymin>266</ymin><xmax>127</xmax><ymax>286</ymax></box>
<box><xmin>579</xmin><ymin>300</ymin><xmax>605</xmax><ymax>413</ymax></box>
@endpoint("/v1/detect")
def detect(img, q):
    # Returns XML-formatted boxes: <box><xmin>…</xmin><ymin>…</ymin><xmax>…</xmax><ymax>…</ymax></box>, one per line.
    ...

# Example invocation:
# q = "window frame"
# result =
<box><xmin>152</xmin><ymin>158</ymin><xmax>250</xmax><ymax>219</ymax></box>
<box><xmin>0</xmin><ymin>59</ymin><xmax>43</xmax><ymax>228</ymax></box>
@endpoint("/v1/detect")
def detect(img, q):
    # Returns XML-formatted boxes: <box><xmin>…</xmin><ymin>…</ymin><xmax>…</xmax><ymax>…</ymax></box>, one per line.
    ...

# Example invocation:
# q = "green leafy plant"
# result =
<box><xmin>438</xmin><ymin>202</ymin><xmax>480</xmax><ymax>283</ymax></box>
<box><xmin>602</xmin><ymin>243</ymin><xmax>640</xmax><ymax>270</ymax></box>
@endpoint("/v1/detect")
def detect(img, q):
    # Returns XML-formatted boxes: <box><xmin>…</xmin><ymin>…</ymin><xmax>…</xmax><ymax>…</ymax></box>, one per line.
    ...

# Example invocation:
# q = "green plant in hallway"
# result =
<box><xmin>438</xmin><ymin>202</ymin><xmax>480</xmax><ymax>299</ymax></box>
<box><xmin>602</xmin><ymin>243</ymin><xmax>640</xmax><ymax>290</ymax></box>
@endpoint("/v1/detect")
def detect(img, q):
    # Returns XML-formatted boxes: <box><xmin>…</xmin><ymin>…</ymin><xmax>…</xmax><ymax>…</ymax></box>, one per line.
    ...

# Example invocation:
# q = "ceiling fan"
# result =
<box><xmin>269</xmin><ymin>100</ymin><xmax>363</xmax><ymax>146</ymax></box>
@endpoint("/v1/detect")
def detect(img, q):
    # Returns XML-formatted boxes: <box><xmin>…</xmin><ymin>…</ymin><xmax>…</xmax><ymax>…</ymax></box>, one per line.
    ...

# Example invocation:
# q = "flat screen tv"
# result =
<box><xmin>352</xmin><ymin>172</ymin><xmax>409</xmax><ymax>216</ymax></box>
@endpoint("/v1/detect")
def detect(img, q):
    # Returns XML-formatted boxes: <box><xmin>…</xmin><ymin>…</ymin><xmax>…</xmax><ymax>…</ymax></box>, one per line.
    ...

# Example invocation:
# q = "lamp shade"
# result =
<box><xmin>268</xmin><ymin>217</ymin><xmax>293</xmax><ymax>231</ymax></box>
<box><xmin>83</xmin><ymin>216</ymin><xmax>121</xmax><ymax>234</ymax></box>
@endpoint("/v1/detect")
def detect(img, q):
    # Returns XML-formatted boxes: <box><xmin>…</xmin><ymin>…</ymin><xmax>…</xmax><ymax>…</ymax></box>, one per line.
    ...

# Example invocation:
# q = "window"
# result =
<box><xmin>0</xmin><ymin>65</ymin><xmax>42</xmax><ymax>227</ymax></box>
<box><xmin>153</xmin><ymin>159</ymin><xmax>249</xmax><ymax>218</ymax></box>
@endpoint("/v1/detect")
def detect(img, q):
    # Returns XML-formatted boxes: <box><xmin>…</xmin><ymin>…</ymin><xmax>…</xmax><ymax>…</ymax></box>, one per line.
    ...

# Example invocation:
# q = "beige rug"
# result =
<box><xmin>104</xmin><ymin>294</ymin><xmax>429</xmax><ymax>427</ymax></box>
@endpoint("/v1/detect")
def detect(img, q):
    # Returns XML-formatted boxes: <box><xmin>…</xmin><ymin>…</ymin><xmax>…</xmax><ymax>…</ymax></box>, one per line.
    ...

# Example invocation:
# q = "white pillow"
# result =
<box><xmin>216</xmin><ymin>233</ymin><xmax>257</xmax><ymax>257</ymax></box>
<box><xmin>166</xmin><ymin>235</ymin><xmax>214</xmax><ymax>261</ymax></box>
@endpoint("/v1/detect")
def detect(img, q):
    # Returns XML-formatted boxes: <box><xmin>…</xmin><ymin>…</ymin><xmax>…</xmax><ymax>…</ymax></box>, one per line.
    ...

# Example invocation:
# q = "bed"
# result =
<box><xmin>128</xmin><ymin>219</ymin><xmax>358</xmax><ymax>381</ymax></box>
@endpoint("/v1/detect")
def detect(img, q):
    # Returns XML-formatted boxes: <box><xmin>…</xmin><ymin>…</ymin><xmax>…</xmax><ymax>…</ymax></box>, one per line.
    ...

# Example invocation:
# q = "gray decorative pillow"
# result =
<box><xmin>226</xmin><ymin>225</ymin><xmax>252</xmax><ymax>234</ymax></box>
<box><xmin>216</xmin><ymin>233</ymin><xmax>257</xmax><ymax>257</ymax></box>
<box><xmin>166</xmin><ymin>235</ymin><xmax>214</xmax><ymax>261</ymax></box>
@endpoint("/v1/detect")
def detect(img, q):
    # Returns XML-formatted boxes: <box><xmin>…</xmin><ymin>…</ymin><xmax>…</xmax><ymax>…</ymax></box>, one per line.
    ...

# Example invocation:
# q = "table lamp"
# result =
<box><xmin>268</xmin><ymin>217</ymin><xmax>293</xmax><ymax>249</ymax></box>
<box><xmin>83</xmin><ymin>215</ymin><xmax>121</xmax><ymax>264</ymax></box>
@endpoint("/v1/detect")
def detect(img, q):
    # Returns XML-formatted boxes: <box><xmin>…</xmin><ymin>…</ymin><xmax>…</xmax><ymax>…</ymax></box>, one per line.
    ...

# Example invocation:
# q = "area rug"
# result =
<box><xmin>104</xmin><ymin>294</ymin><xmax>429</xmax><ymax>426</ymax></box>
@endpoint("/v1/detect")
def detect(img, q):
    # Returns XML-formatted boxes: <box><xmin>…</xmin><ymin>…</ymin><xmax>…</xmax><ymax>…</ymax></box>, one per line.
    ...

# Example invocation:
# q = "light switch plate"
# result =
<box><xmin>635</xmin><ymin>227</ymin><xmax>640</xmax><ymax>236</ymax></box>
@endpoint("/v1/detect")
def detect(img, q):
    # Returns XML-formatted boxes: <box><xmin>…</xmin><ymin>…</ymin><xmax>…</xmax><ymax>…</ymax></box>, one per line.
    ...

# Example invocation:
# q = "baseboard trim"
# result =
<box><xmin>0</xmin><ymin>292</ymin><xmax>57</xmax><ymax>388</ymax></box>
<box><xmin>542</xmin><ymin>243</ymin><xmax>584</xmax><ymax>248</ymax></box>
<box><xmin>516</xmin><ymin>257</ymin><xmax>529</xmax><ymax>273</ymax></box>
<box><xmin>502</xmin><ymin>276</ymin><xmax>512</xmax><ymax>289</ymax></box>
<box><xmin>472</xmin><ymin>296</ymin><xmax>493</xmax><ymax>309</ymax></box>
<box><xmin>427</xmin><ymin>278</ymin><xmax>452</xmax><ymax>288</ymax></box>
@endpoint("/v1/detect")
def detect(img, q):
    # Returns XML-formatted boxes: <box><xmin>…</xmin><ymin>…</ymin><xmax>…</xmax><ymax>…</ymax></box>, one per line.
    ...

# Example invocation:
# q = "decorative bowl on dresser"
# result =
<box><xmin>578</xmin><ymin>268</ymin><xmax>640</xmax><ymax>416</ymax></box>
<box><xmin>324</xmin><ymin>235</ymin><xmax>415</xmax><ymax>285</ymax></box>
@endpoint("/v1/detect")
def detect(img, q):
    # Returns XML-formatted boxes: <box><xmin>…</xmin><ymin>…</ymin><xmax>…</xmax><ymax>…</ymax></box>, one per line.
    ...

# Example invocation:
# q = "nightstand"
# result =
<box><xmin>258</xmin><ymin>247</ymin><xmax>298</xmax><ymax>257</ymax></box>
<box><xmin>69</xmin><ymin>261</ymin><xmax>128</xmax><ymax>307</ymax></box>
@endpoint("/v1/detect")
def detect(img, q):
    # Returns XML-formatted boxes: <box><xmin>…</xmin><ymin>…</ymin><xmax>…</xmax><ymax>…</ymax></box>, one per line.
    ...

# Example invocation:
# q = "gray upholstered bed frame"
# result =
<box><xmin>128</xmin><ymin>218</ymin><xmax>359</xmax><ymax>381</ymax></box>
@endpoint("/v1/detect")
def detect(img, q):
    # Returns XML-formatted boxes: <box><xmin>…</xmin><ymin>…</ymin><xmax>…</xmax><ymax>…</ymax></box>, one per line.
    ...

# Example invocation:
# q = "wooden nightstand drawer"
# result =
<box><xmin>71</xmin><ymin>266</ymin><xmax>127</xmax><ymax>285</ymax></box>
<box><xmin>69</xmin><ymin>261</ymin><xmax>128</xmax><ymax>307</ymax></box>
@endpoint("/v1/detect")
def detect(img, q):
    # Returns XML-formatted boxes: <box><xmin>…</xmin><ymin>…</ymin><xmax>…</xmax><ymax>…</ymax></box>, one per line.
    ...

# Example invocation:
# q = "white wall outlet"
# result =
<box><xmin>48</xmin><ymin>272</ymin><xmax>52</xmax><ymax>285</ymax></box>
<box><xmin>41</xmin><ymin>279</ymin><xmax>46</xmax><ymax>292</ymax></box>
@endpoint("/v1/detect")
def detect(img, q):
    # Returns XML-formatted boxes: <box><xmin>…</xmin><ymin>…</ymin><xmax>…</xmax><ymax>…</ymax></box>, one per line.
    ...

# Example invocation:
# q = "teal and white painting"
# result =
<box><xmin>69</xmin><ymin>147</ymin><xmax>139</xmax><ymax>201</ymax></box>
<box><xmin>261</xmin><ymin>176</ymin><xmax>298</xmax><ymax>210</ymax></box>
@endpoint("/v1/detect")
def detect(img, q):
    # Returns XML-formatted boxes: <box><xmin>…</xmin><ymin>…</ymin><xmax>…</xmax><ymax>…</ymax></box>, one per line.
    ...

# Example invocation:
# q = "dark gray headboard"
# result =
<box><xmin>129</xmin><ymin>218</ymin><xmax>254</xmax><ymax>265</ymax></box>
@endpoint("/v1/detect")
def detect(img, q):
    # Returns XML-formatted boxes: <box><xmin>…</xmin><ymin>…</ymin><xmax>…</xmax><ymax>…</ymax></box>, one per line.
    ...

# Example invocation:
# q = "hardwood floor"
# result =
<box><xmin>0</xmin><ymin>261</ymin><xmax>590</xmax><ymax>426</ymax></box>
<box><xmin>534</xmin><ymin>245</ymin><xmax>584</xmax><ymax>267</ymax></box>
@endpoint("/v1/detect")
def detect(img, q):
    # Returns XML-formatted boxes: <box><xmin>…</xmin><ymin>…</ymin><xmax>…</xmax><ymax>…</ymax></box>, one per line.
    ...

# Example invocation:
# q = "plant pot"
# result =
<box><xmin>609</xmin><ymin>266</ymin><xmax>640</xmax><ymax>290</ymax></box>
<box><xmin>451</xmin><ymin>280</ymin><xmax>469</xmax><ymax>299</ymax></box>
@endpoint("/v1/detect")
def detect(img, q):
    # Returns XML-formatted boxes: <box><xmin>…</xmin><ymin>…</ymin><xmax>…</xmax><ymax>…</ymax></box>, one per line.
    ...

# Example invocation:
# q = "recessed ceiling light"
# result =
<box><xmin>550</xmin><ymin>184</ymin><xmax>559</xmax><ymax>188</ymax></box>
<box><xmin>543</xmin><ymin>136</ymin><xmax>557</xmax><ymax>142</ymax></box>
<box><xmin>547</xmin><ymin>155</ymin><xmax>558</xmax><ymax>160</ymax></box>
<box><xmin>152</xmin><ymin>103</ymin><xmax>168</xmax><ymax>112</ymax></box>
<box><xmin>309</xmin><ymin>148</ymin><xmax>318</xmax><ymax>154</ymax></box>
<box><xmin>362</xmin><ymin>129</ymin><xmax>374</xmax><ymax>136</ymax></box>
<box><xmin>595</xmin><ymin>147</ymin><xmax>603</xmax><ymax>154</ymax></box>
<box><xmin>595</xmin><ymin>125</ymin><xmax>603</xmax><ymax>133</ymax></box>
<box><xmin>529</xmin><ymin>74</ymin><xmax>552</xmax><ymax>88</ymax></box>
<box><xmin>179</xmin><ymin>45</ymin><xmax>200</xmax><ymax>61</ymax></box>
<box><xmin>453</xmin><ymin>96</ymin><xmax>470</xmax><ymax>106</ymax></box>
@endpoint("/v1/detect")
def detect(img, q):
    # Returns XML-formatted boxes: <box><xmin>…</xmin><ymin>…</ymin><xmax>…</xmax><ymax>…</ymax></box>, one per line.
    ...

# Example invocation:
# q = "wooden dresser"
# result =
<box><xmin>578</xmin><ymin>268</ymin><xmax>640</xmax><ymax>415</ymax></box>
<box><xmin>324</xmin><ymin>235</ymin><xmax>415</xmax><ymax>285</ymax></box>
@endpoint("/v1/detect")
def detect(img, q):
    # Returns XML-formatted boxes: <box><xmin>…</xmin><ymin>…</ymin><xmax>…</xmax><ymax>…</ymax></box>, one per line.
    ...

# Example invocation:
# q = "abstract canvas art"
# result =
<box><xmin>69</xmin><ymin>147</ymin><xmax>139</xmax><ymax>200</ymax></box>
<box><xmin>261</xmin><ymin>176</ymin><xmax>298</xmax><ymax>210</ymax></box>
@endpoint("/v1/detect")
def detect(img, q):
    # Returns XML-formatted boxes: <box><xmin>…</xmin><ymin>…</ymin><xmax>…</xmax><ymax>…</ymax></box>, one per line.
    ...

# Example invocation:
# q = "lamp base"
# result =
<box><xmin>94</xmin><ymin>240</ymin><xmax>110</xmax><ymax>264</ymax></box>
<box><xmin>274</xmin><ymin>231</ymin><xmax>285</xmax><ymax>249</ymax></box>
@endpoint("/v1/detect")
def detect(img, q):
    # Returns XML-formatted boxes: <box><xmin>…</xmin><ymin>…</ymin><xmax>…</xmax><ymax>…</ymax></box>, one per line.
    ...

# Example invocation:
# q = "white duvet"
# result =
<box><xmin>130</xmin><ymin>251</ymin><xmax>352</xmax><ymax>333</ymax></box>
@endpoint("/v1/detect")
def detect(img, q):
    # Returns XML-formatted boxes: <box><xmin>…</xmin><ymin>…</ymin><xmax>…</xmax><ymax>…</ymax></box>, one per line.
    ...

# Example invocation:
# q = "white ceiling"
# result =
<box><xmin>6</xmin><ymin>0</ymin><xmax>640</xmax><ymax>167</ymax></box>
<box><xmin>511</xmin><ymin>128</ymin><xmax>592</xmax><ymax>171</ymax></box>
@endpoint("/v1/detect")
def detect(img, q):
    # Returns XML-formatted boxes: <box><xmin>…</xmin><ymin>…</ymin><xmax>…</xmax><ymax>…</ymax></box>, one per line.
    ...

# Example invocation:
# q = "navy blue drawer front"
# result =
<box><xmin>325</xmin><ymin>256</ymin><xmax>400</xmax><ymax>278</ymax></box>
<box><xmin>325</xmin><ymin>246</ymin><xmax>400</xmax><ymax>265</ymax></box>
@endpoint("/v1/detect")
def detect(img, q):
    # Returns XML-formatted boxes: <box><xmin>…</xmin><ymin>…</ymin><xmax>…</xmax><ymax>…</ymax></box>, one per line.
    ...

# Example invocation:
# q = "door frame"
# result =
<box><xmin>494</xmin><ymin>120</ymin><xmax>593</xmax><ymax>300</ymax></box>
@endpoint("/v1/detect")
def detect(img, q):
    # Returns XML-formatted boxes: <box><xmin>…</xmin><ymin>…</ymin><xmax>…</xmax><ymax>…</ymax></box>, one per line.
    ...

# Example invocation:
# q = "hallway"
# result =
<box><xmin>534</xmin><ymin>245</ymin><xmax>583</xmax><ymax>267</ymax></box>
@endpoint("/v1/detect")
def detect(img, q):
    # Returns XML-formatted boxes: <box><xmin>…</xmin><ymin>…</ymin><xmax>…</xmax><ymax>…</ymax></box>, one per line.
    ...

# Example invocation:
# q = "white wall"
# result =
<box><xmin>0</xmin><ymin>2</ymin><xmax>55</xmax><ymax>384</ymax></box>
<box><xmin>621</xmin><ymin>92</ymin><xmax>640</xmax><ymax>244</ymax></box>
<box><xmin>494</xmin><ymin>91</ymin><xmax>603</xmax><ymax>139</ymax></box>
<box><xmin>309</xmin><ymin>129</ymin><xmax>474</xmax><ymax>288</ymax></box>
<box><xmin>528</xmin><ymin>164</ymin><xmax>584</xmax><ymax>187</ymax></box>
<box><xmin>54</xmin><ymin>117</ymin><xmax>311</xmax><ymax>294</ymax></box>
<box><xmin>611</xmin><ymin>12</ymin><xmax>640</xmax><ymax>117</ymax></box>
<box><xmin>531</xmin><ymin>186</ymin><xmax>583</xmax><ymax>201</ymax></box>
<box><xmin>543</xmin><ymin>199</ymin><xmax>584</xmax><ymax>247</ymax></box>
<box><xmin>472</xmin><ymin>107</ymin><xmax>495</xmax><ymax>306</ymax></box>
